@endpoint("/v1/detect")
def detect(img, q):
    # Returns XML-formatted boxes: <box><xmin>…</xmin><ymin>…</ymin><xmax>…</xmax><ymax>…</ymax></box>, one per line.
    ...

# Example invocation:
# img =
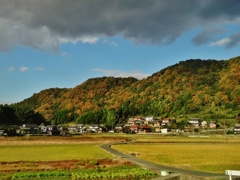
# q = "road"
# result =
<box><xmin>100</xmin><ymin>143</ymin><xmax>227</xmax><ymax>179</ymax></box>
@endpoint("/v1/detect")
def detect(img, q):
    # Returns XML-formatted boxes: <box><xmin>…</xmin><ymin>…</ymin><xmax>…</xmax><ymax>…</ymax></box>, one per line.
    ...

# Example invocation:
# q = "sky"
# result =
<box><xmin>0</xmin><ymin>0</ymin><xmax>240</xmax><ymax>104</ymax></box>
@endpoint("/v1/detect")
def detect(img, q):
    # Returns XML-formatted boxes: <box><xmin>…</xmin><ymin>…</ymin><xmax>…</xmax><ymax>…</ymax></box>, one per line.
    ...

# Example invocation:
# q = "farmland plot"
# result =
<box><xmin>112</xmin><ymin>142</ymin><xmax>240</xmax><ymax>173</ymax></box>
<box><xmin>0</xmin><ymin>144</ymin><xmax>112</xmax><ymax>162</ymax></box>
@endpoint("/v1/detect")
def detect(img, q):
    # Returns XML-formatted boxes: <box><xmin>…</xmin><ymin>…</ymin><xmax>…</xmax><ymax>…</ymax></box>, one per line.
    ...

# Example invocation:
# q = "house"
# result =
<box><xmin>145</xmin><ymin>116</ymin><xmax>158</xmax><ymax>125</ymax></box>
<box><xmin>59</xmin><ymin>126</ymin><xmax>70</xmax><ymax>136</ymax></box>
<box><xmin>127</xmin><ymin>118</ymin><xmax>135</xmax><ymax>125</ymax></box>
<box><xmin>0</xmin><ymin>129</ymin><xmax>7</xmax><ymax>136</ymax></box>
<box><xmin>88</xmin><ymin>124</ymin><xmax>101</xmax><ymax>133</ymax></box>
<box><xmin>153</xmin><ymin>120</ymin><xmax>161</xmax><ymax>132</ymax></box>
<box><xmin>145</xmin><ymin>116</ymin><xmax>155</xmax><ymax>122</ymax></box>
<box><xmin>208</xmin><ymin>122</ymin><xmax>217</xmax><ymax>129</ymax></box>
<box><xmin>134</xmin><ymin>119</ymin><xmax>145</xmax><ymax>125</ymax></box>
<box><xmin>161</xmin><ymin>128</ymin><xmax>168</xmax><ymax>134</ymax></box>
<box><xmin>46</xmin><ymin>125</ymin><xmax>61</xmax><ymax>136</ymax></box>
<box><xmin>114</xmin><ymin>124</ymin><xmax>125</xmax><ymax>133</ymax></box>
<box><xmin>201</xmin><ymin>121</ymin><xmax>208</xmax><ymax>127</ymax></box>
<box><xmin>129</xmin><ymin>124</ymin><xmax>139</xmax><ymax>133</ymax></box>
<box><xmin>39</xmin><ymin>125</ymin><xmax>47</xmax><ymax>134</ymax></box>
<box><xmin>234</xmin><ymin>124</ymin><xmax>240</xmax><ymax>134</ymax></box>
<box><xmin>127</xmin><ymin>117</ymin><xmax>145</xmax><ymax>125</ymax></box>
<box><xmin>138</xmin><ymin>125</ymin><xmax>152</xmax><ymax>133</ymax></box>
<box><xmin>161</xmin><ymin>118</ymin><xmax>172</xmax><ymax>126</ymax></box>
<box><xmin>69</xmin><ymin>124</ymin><xmax>86</xmax><ymax>133</ymax></box>
<box><xmin>18</xmin><ymin>124</ymin><xmax>39</xmax><ymax>135</ymax></box>
<box><xmin>102</xmin><ymin>125</ymin><xmax>111</xmax><ymax>133</ymax></box>
<box><xmin>188</xmin><ymin>118</ymin><xmax>201</xmax><ymax>127</ymax></box>
<box><xmin>134</xmin><ymin>116</ymin><xmax>144</xmax><ymax>121</ymax></box>
<box><xmin>133</xmin><ymin>116</ymin><xmax>145</xmax><ymax>125</ymax></box>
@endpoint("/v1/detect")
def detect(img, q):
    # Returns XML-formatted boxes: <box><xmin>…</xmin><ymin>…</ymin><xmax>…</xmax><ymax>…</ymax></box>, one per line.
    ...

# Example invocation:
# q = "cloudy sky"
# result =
<box><xmin>0</xmin><ymin>0</ymin><xmax>240</xmax><ymax>104</ymax></box>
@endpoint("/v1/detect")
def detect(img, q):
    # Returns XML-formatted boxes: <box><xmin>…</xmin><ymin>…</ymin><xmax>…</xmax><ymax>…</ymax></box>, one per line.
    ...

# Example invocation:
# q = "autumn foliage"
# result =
<box><xmin>10</xmin><ymin>56</ymin><xmax>240</xmax><ymax>124</ymax></box>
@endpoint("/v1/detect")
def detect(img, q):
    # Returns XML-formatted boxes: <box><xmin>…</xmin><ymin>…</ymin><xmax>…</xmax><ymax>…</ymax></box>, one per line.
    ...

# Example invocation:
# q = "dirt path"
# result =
<box><xmin>101</xmin><ymin>143</ymin><xmax>227</xmax><ymax>179</ymax></box>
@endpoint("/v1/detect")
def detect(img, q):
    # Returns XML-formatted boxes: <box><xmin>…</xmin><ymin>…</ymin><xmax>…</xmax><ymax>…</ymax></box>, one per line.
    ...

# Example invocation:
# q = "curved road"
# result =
<box><xmin>101</xmin><ymin>143</ymin><xmax>227</xmax><ymax>179</ymax></box>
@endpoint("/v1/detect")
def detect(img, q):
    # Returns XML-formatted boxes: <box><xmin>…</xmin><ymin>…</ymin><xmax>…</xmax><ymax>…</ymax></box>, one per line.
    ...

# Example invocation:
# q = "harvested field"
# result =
<box><xmin>0</xmin><ymin>135</ymin><xmax>132</xmax><ymax>179</ymax></box>
<box><xmin>0</xmin><ymin>159</ymin><xmax>132</xmax><ymax>173</ymax></box>
<box><xmin>112</xmin><ymin>139</ymin><xmax>240</xmax><ymax>173</ymax></box>
<box><xmin>0</xmin><ymin>134</ymin><xmax>127</xmax><ymax>145</ymax></box>
<box><xmin>1</xmin><ymin>134</ymin><xmax>239</xmax><ymax>176</ymax></box>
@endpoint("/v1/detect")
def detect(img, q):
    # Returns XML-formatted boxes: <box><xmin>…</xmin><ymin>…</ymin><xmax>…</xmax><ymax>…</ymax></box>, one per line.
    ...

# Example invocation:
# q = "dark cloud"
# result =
<box><xmin>227</xmin><ymin>31</ymin><xmax>240</xmax><ymax>48</ymax></box>
<box><xmin>192</xmin><ymin>28</ymin><xmax>225</xmax><ymax>46</ymax></box>
<box><xmin>0</xmin><ymin>0</ymin><xmax>240</xmax><ymax>51</ymax></box>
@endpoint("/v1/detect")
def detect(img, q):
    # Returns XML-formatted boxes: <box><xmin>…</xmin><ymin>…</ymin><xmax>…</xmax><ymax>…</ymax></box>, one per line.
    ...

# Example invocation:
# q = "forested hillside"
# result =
<box><xmin>2</xmin><ymin>56</ymin><xmax>240</xmax><ymax>125</ymax></box>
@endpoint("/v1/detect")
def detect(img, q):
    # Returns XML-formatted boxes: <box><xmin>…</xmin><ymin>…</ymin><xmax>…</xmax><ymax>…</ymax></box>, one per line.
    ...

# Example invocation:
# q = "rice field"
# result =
<box><xmin>112</xmin><ymin>140</ymin><xmax>240</xmax><ymax>173</ymax></box>
<box><xmin>0</xmin><ymin>134</ymin><xmax>240</xmax><ymax>175</ymax></box>
<box><xmin>0</xmin><ymin>144</ymin><xmax>112</xmax><ymax>162</ymax></box>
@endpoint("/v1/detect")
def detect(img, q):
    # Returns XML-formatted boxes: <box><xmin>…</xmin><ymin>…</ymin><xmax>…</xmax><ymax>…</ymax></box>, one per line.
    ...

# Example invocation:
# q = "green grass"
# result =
<box><xmin>0</xmin><ymin>144</ymin><xmax>112</xmax><ymax>162</ymax></box>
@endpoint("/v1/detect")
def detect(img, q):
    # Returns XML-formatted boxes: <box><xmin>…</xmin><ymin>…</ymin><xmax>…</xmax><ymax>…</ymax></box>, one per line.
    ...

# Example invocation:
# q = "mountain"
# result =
<box><xmin>13</xmin><ymin>56</ymin><xmax>240</xmax><ymax>124</ymax></box>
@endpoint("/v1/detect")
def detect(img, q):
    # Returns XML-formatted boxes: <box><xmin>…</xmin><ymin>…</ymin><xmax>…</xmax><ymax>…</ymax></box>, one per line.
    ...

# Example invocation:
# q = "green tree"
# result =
<box><xmin>0</xmin><ymin>105</ymin><xmax>18</xmax><ymax>124</ymax></box>
<box><xmin>14</xmin><ymin>107</ymin><xmax>46</xmax><ymax>124</ymax></box>
<box><xmin>106</xmin><ymin>109</ymin><xmax>117</xmax><ymax>128</ymax></box>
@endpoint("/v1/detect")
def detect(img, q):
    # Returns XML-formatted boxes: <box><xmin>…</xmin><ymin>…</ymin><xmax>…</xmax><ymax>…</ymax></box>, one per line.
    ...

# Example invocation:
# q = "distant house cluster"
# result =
<box><xmin>0</xmin><ymin>116</ymin><xmax>239</xmax><ymax>136</ymax></box>
<box><xmin>0</xmin><ymin>124</ymin><xmax>71</xmax><ymax>136</ymax></box>
<box><xmin>187</xmin><ymin>118</ymin><xmax>219</xmax><ymax>129</ymax></box>
<box><xmin>122</xmin><ymin>116</ymin><xmax>172</xmax><ymax>133</ymax></box>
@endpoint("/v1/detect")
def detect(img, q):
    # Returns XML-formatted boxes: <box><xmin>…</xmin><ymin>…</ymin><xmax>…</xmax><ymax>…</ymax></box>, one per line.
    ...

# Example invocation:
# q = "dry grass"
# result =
<box><xmin>0</xmin><ymin>159</ymin><xmax>132</xmax><ymax>173</ymax></box>
<box><xmin>0</xmin><ymin>134</ymin><xmax>127</xmax><ymax>145</ymax></box>
<box><xmin>112</xmin><ymin>138</ymin><xmax>240</xmax><ymax>173</ymax></box>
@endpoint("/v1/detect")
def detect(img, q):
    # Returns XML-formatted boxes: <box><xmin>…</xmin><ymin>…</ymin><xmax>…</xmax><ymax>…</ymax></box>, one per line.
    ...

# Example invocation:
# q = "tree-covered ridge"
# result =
<box><xmin>15</xmin><ymin>88</ymin><xmax>68</xmax><ymax>109</ymax></box>
<box><xmin>11</xmin><ymin>77</ymin><xmax>139</xmax><ymax>124</ymax></box>
<box><xmin>58</xmin><ymin>76</ymin><xmax>138</xmax><ymax>111</ymax></box>
<box><xmin>6</xmin><ymin>56</ymin><xmax>240</xmax><ymax>125</ymax></box>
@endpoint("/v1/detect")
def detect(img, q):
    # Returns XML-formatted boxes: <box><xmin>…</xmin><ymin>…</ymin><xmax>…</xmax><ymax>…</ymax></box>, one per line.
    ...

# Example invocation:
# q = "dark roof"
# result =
<box><xmin>22</xmin><ymin>124</ymin><xmax>39</xmax><ymax>128</ymax></box>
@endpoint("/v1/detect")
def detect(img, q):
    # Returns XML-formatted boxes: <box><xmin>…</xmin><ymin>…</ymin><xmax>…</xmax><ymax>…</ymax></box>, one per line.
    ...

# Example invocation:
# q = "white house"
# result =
<box><xmin>234</xmin><ymin>124</ymin><xmax>240</xmax><ymax>134</ymax></box>
<box><xmin>188</xmin><ymin>118</ymin><xmax>201</xmax><ymax>127</ymax></box>
<box><xmin>145</xmin><ymin>116</ymin><xmax>155</xmax><ymax>122</ymax></box>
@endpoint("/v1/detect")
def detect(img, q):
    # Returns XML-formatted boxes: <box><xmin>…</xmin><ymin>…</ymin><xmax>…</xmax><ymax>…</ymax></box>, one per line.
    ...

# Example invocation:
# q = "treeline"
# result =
<box><xmin>10</xmin><ymin>56</ymin><xmax>240</xmax><ymax>125</ymax></box>
<box><xmin>0</xmin><ymin>104</ymin><xmax>46</xmax><ymax>125</ymax></box>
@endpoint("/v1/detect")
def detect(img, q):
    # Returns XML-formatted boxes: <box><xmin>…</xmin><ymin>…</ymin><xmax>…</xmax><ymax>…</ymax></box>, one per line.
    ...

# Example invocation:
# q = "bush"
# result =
<box><xmin>88</xmin><ymin>160</ymin><xmax>99</xmax><ymax>166</ymax></box>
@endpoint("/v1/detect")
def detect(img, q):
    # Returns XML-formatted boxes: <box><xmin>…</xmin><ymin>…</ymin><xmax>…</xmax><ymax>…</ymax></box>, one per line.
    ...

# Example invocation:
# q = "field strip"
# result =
<box><xmin>101</xmin><ymin>142</ymin><xmax>227</xmax><ymax>179</ymax></box>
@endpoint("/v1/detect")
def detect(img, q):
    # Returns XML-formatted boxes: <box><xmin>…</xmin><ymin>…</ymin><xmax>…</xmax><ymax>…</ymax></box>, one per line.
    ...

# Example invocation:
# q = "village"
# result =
<box><xmin>1</xmin><ymin>116</ymin><xmax>240</xmax><ymax>136</ymax></box>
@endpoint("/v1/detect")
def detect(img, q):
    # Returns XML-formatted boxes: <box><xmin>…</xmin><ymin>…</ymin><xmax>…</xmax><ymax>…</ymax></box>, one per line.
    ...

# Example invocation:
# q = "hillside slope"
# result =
<box><xmin>14</xmin><ymin>56</ymin><xmax>240</xmax><ymax>124</ymax></box>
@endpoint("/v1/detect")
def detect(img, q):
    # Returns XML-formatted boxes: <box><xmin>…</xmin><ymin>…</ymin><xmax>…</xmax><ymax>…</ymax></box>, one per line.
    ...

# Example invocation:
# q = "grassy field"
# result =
<box><xmin>0</xmin><ymin>135</ymin><xmax>123</xmax><ymax>162</ymax></box>
<box><xmin>0</xmin><ymin>135</ymin><xmax>128</xmax><ymax>179</ymax></box>
<box><xmin>112</xmin><ymin>135</ymin><xmax>240</xmax><ymax>173</ymax></box>
<box><xmin>0</xmin><ymin>134</ymin><xmax>240</xmax><ymax>177</ymax></box>
<box><xmin>0</xmin><ymin>144</ymin><xmax>112</xmax><ymax>162</ymax></box>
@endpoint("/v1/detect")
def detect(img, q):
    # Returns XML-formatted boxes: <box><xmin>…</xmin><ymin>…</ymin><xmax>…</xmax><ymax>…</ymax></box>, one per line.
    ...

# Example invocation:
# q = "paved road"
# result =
<box><xmin>101</xmin><ymin>143</ymin><xmax>227</xmax><ymax>179</ymax></box>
